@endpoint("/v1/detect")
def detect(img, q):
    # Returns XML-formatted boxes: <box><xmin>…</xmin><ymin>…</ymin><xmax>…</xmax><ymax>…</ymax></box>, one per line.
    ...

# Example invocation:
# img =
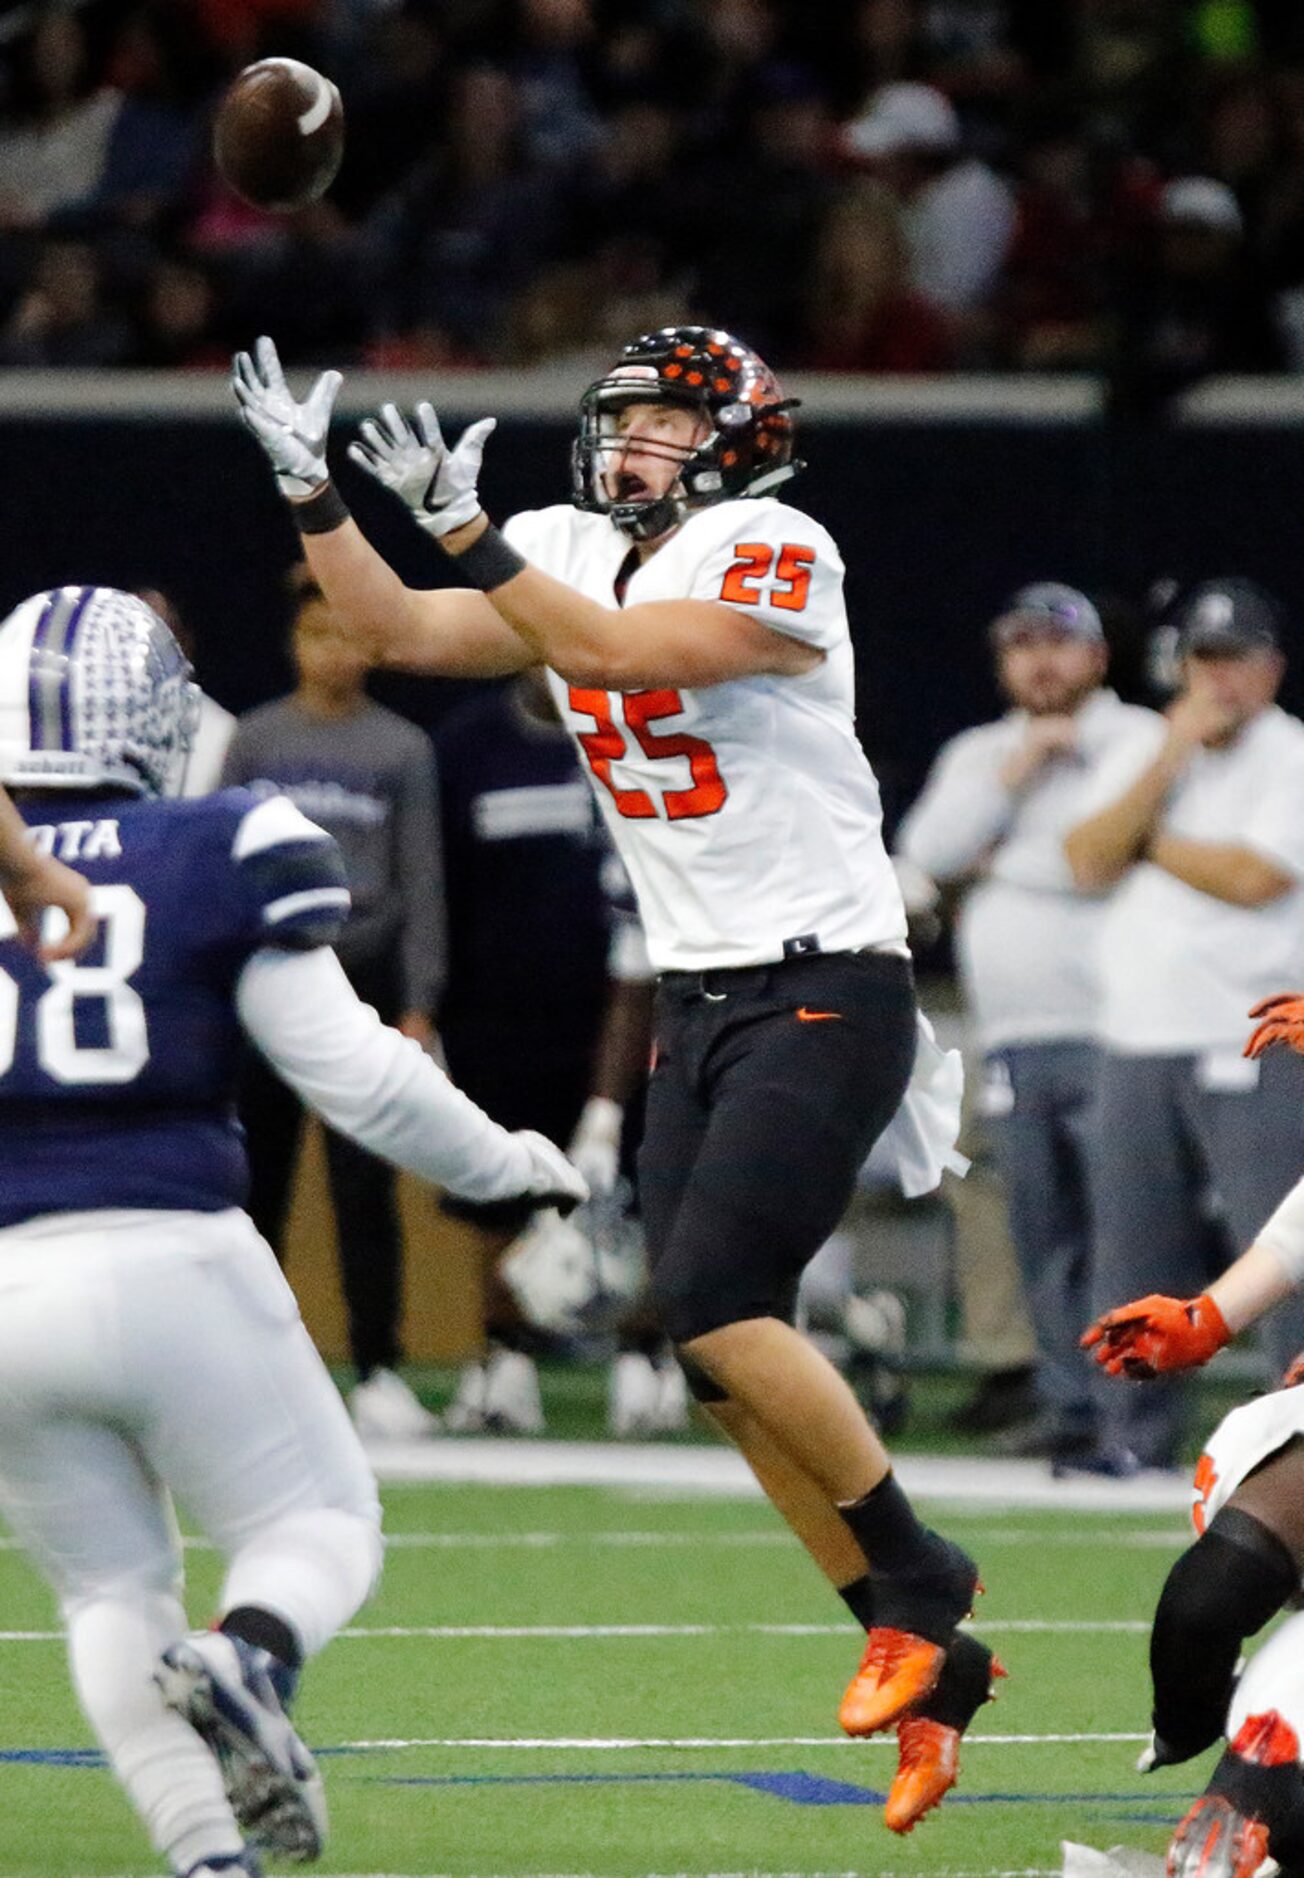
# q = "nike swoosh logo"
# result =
<box><xmin>796</xmin><ymin>1007</ymin><xmax>843</xmax><ymax>1022</ymax></box>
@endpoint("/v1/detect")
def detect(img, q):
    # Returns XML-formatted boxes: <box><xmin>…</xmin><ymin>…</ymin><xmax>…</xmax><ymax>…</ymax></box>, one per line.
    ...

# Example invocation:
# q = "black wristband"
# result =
<box><xmin>294</xmin><ymin>482</ymin><xmax>351</xmax><ymax>535</ymax></box>
<box><xmin>450</xmin><ymin>523</ymin><xmax>525</xmax><ymax>591</ymax></box>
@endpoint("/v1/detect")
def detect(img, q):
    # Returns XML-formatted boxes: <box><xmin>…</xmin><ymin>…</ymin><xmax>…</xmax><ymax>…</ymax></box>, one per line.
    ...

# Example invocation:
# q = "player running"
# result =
<box><xmin>1085</xmin><ymin>993</ymin><xmax>1304</xmax><ymax>1878</ymax></box>
<box><xmin>233</xmin><ymin>324</ymin><xmax>996</xmax><ymax>1833</ymax></box>
<box><xmin>0</xmin><ymin>585</ymin><xmax>586</xmax><ymax>1878</ymax></box>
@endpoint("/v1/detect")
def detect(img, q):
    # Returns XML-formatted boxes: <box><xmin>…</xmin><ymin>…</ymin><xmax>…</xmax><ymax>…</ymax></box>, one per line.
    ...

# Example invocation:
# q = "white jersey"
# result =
<box><xmin>501</xmin><ymin>498</ymin><xmax>908</xmax><ymax>973</ymax></box>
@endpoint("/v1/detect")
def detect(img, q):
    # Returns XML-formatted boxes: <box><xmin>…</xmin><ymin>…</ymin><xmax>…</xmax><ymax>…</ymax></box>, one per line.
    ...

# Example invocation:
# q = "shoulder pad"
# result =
<box><xmin>231</xmin><ymin>792</ymin><xmax>351</xmax><ymax>951</ymax></box>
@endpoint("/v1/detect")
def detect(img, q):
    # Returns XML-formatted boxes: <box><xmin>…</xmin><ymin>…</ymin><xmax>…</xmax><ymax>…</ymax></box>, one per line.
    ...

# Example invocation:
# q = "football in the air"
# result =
<box><xmin>213</xmin><ymin>57</ymin><xmax>344</xmax><ymax>212</ymax></box>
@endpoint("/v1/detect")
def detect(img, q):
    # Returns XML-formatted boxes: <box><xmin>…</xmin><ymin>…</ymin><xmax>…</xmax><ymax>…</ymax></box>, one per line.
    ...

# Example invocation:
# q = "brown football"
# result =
<box><xmin>213</xmin><ymin>57</ymin><xmax>344</xmax><ymax>212</ymax></box>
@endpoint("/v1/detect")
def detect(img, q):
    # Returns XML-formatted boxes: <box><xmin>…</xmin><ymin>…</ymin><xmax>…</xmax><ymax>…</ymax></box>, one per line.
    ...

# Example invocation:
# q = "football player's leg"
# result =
<box><xmin>648</xmin><ymin>958</ymin><xmax>982</xmax><ymax>1735</ymax></box>
<box><xmin>1149</xmin><ymin>1399</ymin><xmax>1304</xmax><ymax>1770</ymax></box>
<box><xmin>0</xmin><ymin>1416</ymin><xmax>246</xmax><ymax>1875</ymax></box>
<box><xmin>137</xmin><ymin>1211</ymin><xmax>383</xmax><ymax>1857</ymax></box>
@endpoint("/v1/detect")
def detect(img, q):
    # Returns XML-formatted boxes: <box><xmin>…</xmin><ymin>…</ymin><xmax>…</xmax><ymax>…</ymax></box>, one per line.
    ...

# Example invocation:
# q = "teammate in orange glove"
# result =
<box><xmin>1082</xmin><ymin>1293</ymin><xmax>1232</xmax><ymax>1378</ymax></box>
<box><xmin>1245</xmin><ymin>993</ymin><xmax>1304</xmax><ymax>1063</ymax></box>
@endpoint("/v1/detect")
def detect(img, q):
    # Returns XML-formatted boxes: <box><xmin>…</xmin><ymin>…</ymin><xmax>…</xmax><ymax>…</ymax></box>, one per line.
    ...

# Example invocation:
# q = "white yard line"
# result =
<box><xmin>337</xmin><ymin>1732</ymin><xmax>1148</xmax><ymax>1750</ymax></box>
<box><xmin>365</xmin><ymin>1442</ymin><xmax>1196</xmax><ymax>1513</ymax></box>
<box><xmin>0</xmin><ymin>1619</ymin><xmax>1149</xmax><ymax>1643</ymax></box>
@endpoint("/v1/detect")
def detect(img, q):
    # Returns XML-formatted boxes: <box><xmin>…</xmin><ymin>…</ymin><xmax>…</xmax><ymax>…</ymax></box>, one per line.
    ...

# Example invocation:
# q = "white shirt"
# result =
<box><xmin>907</xmin><ymin>159</ymin><xmax>1017</xmax><ymax>313</ymax></box>
<box><xmin>898</xmin><ymin>690</ymin><xmax>1159</xmax><ymax>1050</ymax></box>
<box><xmin>181</xmin><ymin>692</ymin><xmax>236</xmax><ymax>798</ymax></box>
<box><xmin>1079</xmin><ymin>704</ymin><xmax>1304</xmax><ymax>1054</ymax></box>
<box><xmin>502</xmin><ymin>498</ymin><xmax>907</xmax><ymax>973</ymax></box>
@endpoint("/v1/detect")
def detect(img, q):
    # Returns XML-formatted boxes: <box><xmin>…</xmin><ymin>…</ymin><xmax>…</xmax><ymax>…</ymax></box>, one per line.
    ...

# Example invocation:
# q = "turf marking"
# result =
<box><xmin>337</xmin><ymin>1731</ymin><xmax>1150</xmax><ymax>1749</ymax></box>
<box><xmin>0</xmin><ymin>1525</ymin><xmax>1190</xmax><ymax>1556</ymax></box>
<box><xmin>0</xmin><ymin>1619</ymin><xmax>1150</xmax><ymax>1643</ymax></box>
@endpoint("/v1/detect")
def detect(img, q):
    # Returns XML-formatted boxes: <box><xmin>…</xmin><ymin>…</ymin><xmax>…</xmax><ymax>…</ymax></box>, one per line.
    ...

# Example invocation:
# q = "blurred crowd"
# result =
<box><xmin>6</xmin><ymin>0</ymin><xmax>1304</xmax><ymax>400</ymax></box>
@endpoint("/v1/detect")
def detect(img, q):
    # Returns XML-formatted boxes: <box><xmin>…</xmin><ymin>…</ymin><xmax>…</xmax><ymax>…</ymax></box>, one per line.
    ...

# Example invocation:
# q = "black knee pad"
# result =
<box><xmin>1150</xmin><ymin>1508</ymin><xmax>1297</xmax><ymax>1761</ymax></box>
<box><xmin>672</xmin><ymin>1347</ymin><xmax>728</xmax><ymax>1405</ymax></box>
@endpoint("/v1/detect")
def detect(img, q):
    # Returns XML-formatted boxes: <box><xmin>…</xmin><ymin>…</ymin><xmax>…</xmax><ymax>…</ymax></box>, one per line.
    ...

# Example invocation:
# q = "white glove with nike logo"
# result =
<box><xmin>348</xmin><ymin>401</ymin><xmax>495</xmax><ymax>537</ymax></box>
<box><xmin>232</xmin><ymin>335</ymin><xmax>341</xmax><ymax>499</ymax></box>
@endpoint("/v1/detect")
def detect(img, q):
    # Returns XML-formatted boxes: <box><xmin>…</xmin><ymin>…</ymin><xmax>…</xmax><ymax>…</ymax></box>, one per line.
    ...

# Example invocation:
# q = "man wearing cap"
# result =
<box><xmin>899</xmin><ymin>585</ymin><xmax>1157</xmax><ymax>1462</ymax></box>
<box><xmin>842</xmin><ymin>82</ymin><xmax>1016</xmax><ymax>317</ymax></box>
<box><xmin>1066</xmin><ymin>581</ymin><xmax>1304</xmax><ymax>1470</ymax></box>
<box><xmin>1113</xmin><ymin>175</ymin><xmax>1284</xmax><ymax>413</ymax></box>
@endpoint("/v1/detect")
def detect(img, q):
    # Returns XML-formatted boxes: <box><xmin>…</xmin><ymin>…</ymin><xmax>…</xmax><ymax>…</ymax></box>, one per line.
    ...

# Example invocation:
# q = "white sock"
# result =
<box><xmin>1228</xmin><ymin>1608</ymin><xmax>1304</xmax><ymax>1748</ymax></box>
<box><xmin>220</xmin><ymin>1507</ymin><xmax>383</xmax><ymax>1659</ymax></box>
<box><xmin>67</xmin><ymin>1591</ymin><xmax>244</xmax><ymax>1874</ymax></box>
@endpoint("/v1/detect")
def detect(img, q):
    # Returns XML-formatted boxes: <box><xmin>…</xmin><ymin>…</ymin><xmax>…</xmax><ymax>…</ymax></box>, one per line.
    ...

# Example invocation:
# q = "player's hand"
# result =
<box><xmin>1081</xmin><ymin>1292</ymin><xmax>1231</xmax><ymax>1378</ymax></box>
<box><xmin>1245</xmin><ymin>993</ymin><xmax>1304</xmax><ymax>1060</ymax></box>
<box><xmin>0</xmin><ymin>849</ymin><xmax>96</xmax><ymax>961</ymax></box>
<box><xmin>347</xmin><ymin>402</ymin><xmax>494</xmax><ymax>538</ymax></box>
<box><xmin>998</xmin><ymin>716</ymin><xmax>1078</xmax><ymax>791</ymax></box>
<box><xmin>513</xmin><ymin>1129</ymin><xmax>590</xmax><ymax>1217</ymax></box>
<box><xmin>567</xmin><ymin>1096</ymin><xmax>623</xmax><ymax>1198</ymax></box>
<box><xmin>232</xmin><ymin>335</ymin><xmax>342</xmax><ymax>499</ymax></box>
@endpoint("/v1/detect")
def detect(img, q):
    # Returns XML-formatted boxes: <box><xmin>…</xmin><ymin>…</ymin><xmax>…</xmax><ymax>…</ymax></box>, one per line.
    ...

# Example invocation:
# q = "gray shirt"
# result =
<box><xmin>222</xmin><ymin>696</ymin><xmax>445</xmax><ymax>1013</ymax></box>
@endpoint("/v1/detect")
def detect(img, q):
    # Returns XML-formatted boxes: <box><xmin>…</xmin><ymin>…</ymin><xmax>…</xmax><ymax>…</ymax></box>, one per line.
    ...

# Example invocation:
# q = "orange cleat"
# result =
<box><xmin>883</xmin><ymin>1644</ymin><xmax>1007</xmax><ymax>1834</ymax></box>
<box><xmin>839</xmin><ymin>1627</ymin><xmax>946</xmax><ymax>1737</ymax></box>
<box><xmin>1166</xmin><ymin>1711</ymin><xmax>1299</xmax><ymax>1878</ymax></box>
<box><xmin>1166</xmin><ymin>1796</ymin><xmax>1270</xmax><ymax>1878</ymax></box>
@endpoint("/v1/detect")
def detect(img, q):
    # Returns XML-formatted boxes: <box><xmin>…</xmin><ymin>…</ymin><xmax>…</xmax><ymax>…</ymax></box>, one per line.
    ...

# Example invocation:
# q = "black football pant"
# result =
<box><xmin>238</xmin><ymin>953</ymin><xmax>404</xmax><ymax>1380</ymax></box>
<box><xmin>639</xmin><ymin>948</ymin><xmax>918</xmax><ymax>1348</ymax></box>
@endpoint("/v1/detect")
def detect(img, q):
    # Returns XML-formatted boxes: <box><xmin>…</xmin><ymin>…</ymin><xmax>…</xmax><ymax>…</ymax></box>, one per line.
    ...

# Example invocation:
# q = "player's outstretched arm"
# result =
<box><xmin>350</xmin><ymin>398</ymin><xmax>822</xmax><ymax>690</ymax></box>
<box><xmin>235</xmin><ymin>943</ymin><xmax>588</xmax><ymax>1211</ymax></box>
<box><xmin>232</xmin><ymin>338</ymin><xmax>533</xmax><ymax>678</ymax></box>
<box><xmin>0</xmin><ymin>788</ymin><xmax>94</xmax><ymax>960</ymax></box>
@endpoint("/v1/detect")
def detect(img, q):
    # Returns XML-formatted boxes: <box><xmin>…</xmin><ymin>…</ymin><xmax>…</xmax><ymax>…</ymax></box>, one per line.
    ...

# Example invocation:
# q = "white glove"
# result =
<box><xmin>232</xmin><ymin>335</ymin><xmax>341</xmax><ymax>499</ymax></box>
<box><xmin>567</xmin><ymin>1095</ymin><xmax>623</xmax><ymax>1198</ymax></box>
<box><xmin>347</xmin><ymin>401</ymin><xmax>495</xmax><ymax>537</ymax></box>
<box><xmin>514</xmin><ymin>1129</ymin><xmax>589</xmax><ymax>1216</ymax></box>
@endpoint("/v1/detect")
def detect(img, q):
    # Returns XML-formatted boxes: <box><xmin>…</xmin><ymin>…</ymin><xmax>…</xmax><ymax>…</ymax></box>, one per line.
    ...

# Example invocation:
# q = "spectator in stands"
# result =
<box><xmin>0</xmin><ymin>8</ymin><xmax>120</xmax><ymax>228</ymax></box>
<box><xmin>842</xmin><ymin>80</ymin><xmax>1017</xmax><ymax>336</ymax></box>
<box><xmin>1065</xmin><ymin>579</ymin><xmax>1304</xmax><ymax>1471</ymax></box>
<box><xmin>91</xmin><ymin>2</ymin><xmax>216</xmax><ymax>232</ymax></box>
<box><xmin>433</xmin><ymin>669</ymin><xmax>665</xmax><ymax>1436</ymax></box>
<box><xmin>998</xmin><ymin>117</ymin><xmax>1111</xmax><ymax>370</ymax></box>
<box><xmin>898</xmin><ymin>584</ymin><xmax>1158</xmax><ymax>1464</ymax></box>
<box><xmin>0</xmin><ymin>237</ymin><xmax>130</xmax><ymax>366</ymax></box>
<box><xmin>804</xmin><ymin>175</ymin><xmax>953</xmax><ymax>370</ymax></box>
<box><xmin>372</xmin><ymin>62</ymin><xmax>564</xmax><ymax>365</ymax></box>
<box><xmin>678</xmin><ymin>61</ymin><xmax>838</xmax><ymax>362</ymax></box>
<box><xmin>131</xmin><ymin>255</ymin><xmax>226</xmax><ymax>368</ymax></box>
<box><xmin>222</xmin><ymin>565</ymin><xmax>446</xmax><ymax>1441</ymax></box>
<box><xmin>1110</xmin><ymin>175</ymin><xmax>1286</xmax><ymax>412</ymax></box>
<box><xmin>510</xmin><ymin>0</ymin><xmax>603</xmax><ymax>174</ymax></box>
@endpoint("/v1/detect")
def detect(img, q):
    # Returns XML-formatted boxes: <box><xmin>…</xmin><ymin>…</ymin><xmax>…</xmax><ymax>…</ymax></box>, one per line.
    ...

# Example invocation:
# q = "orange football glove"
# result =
<box><xmin>1081</xmin><ymin>1293</ymin><xmax>1231</xmax><ymax>1378</ymax></box>
<box><xmin>1245</xmin><ymin>993</ymin><xmax>1304</xmax><ymax>1061</ymax></box>
<box><xmin>1283</xmin><ymin>1351</ymin><xmax>1304</xmax><ymax>1390</ymax></box>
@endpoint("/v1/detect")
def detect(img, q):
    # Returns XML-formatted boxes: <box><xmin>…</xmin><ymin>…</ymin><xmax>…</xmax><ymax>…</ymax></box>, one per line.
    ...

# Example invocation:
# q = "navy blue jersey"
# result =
<box><xmin>0</xmin><ymin>788</ymin><xmax>349</xmax><ymax>1227</ymax></box>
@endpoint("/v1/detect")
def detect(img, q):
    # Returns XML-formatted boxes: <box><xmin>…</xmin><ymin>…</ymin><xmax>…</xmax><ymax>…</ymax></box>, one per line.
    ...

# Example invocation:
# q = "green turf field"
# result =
<box><xmin>0</xmin><ymin>1472</ymin><xmax>1224</xmax><ymax>1878</ymax></box>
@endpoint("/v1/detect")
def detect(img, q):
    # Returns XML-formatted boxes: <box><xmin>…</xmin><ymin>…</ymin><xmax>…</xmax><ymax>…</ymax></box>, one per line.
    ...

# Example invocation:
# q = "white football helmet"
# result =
<box><xmin>0</xmin><ymin>586</ymin><xmax>200</xmax><ymax>797</ymax></box>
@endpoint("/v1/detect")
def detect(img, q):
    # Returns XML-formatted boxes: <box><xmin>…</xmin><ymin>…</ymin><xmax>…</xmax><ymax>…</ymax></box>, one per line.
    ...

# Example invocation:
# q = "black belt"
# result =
<box><xmin>659</xmin><ymin>942</ymin><xmax>901</xmax><ymax>1003</ymax></box>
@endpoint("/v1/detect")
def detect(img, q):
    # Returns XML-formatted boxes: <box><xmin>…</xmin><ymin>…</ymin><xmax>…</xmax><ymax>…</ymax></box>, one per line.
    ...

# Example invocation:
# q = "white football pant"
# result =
<box><xmin>0</xmin><ymin>1206</ymin><xmax>383</xmax><ymax>1873</ymax></box>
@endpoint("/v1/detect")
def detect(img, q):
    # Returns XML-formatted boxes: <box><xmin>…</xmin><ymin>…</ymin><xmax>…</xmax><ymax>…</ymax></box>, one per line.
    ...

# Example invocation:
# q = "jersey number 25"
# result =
<box><xmin>568</xmin><ymin>687</ymin><xmax>727</xmax><ymax>821</ymax></box>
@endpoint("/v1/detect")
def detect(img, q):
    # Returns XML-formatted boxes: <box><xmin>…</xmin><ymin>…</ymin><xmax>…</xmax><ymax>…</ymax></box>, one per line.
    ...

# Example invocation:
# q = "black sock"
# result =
<box><xmin>838</xmin><ymin>1574</ymin><xmax>877</xmax><ymax>1631</ymax></box>
<box><xmin>1151</xmin><ymin>1509</ymin><xmax>1297</xmax><ymax>1760</ymax></box>
<box><xmin>838</xmin><ymin>1473</ymin><xmax>948</xmax><ymax>1577</ymax></box>
<box><xmin>221</xmin><ymin>1605</ymin><xmax>304</xmax><ymax>1705</ymax></box>
<box><xmin>915</xmin><ymin>1632</ymin><xmax>998</xmax><ymax>1731</ymax></box>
